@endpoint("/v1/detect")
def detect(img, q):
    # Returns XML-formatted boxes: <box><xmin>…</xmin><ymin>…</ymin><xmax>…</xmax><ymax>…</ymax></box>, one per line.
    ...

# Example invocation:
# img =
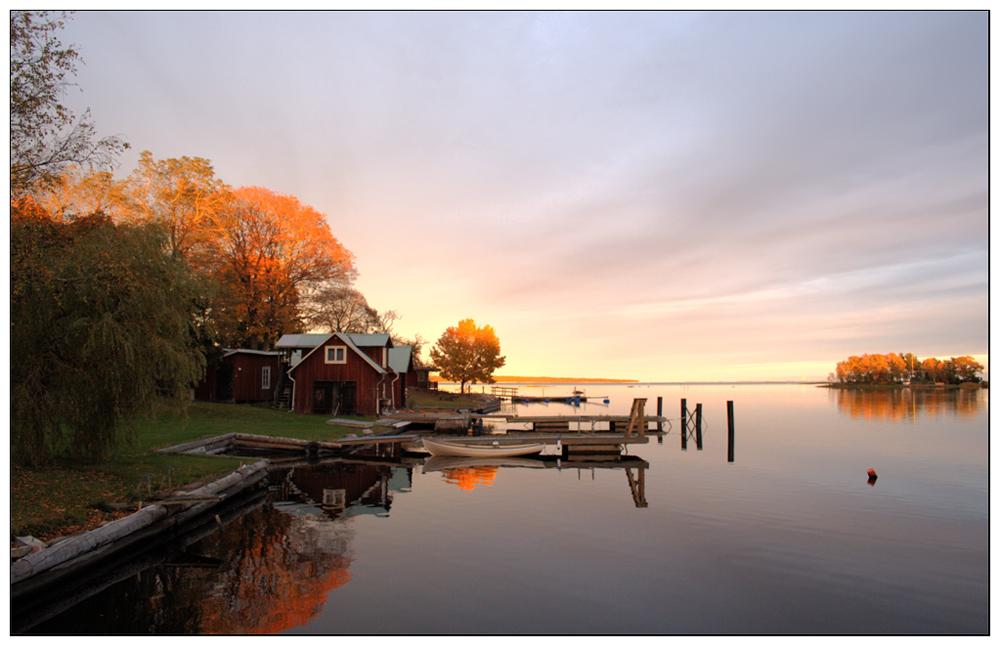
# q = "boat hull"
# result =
<box><xmin>421</xmin><ymin>438</ymin><xmax>545</xmax><ymax>458</ymax></box>
<box><xmin>422</xmin><ymin>455</ymin><xmax>546</xmax><ymax>472</ymax></box>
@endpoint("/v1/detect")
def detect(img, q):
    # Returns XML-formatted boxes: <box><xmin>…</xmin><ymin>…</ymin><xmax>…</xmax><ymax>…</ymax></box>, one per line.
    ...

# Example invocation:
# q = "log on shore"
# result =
<box><xmin>156</xmin><ymin>433</ymin><xmax>237</xmax><ymax>454</ymax></box>
<box><xmin>12</xmin><ymin>467</ymin><xmax>269</xmax><ymax>601</ymax></box>
<box><xmin>11</xmin><ymin>461</ymin><xmax>268</xmax><ymax>585</ymax></box>
<box><xmin>11</xmin><ymin>487</ymin><xmax>269</xmax><ymax>633</ymax></box>
<box><xmin>234</xmin><ymin>433</ymin><xmax>342</xmax><ymax>451</ymax></box>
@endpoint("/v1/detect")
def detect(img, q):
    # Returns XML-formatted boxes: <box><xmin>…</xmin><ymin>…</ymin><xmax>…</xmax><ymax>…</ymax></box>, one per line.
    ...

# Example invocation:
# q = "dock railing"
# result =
<box><xmin>491</xmin><ymin>385</ymin><xmax>519</xmax><ymax>400</ymax></box>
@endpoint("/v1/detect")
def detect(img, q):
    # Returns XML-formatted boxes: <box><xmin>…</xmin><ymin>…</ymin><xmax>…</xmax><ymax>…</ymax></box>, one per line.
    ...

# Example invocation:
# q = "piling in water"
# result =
<box><xmin>727</xmin><ymin>400</ymin><xmax>735</xmax><ymax>463</ymax></box>
<box><xmin>680</xmin><ymin>399</ymin><xmax>688</xmax><ymax>450</ymax></box>
<box><xmin>695</xmin><ymin>403</ymin><xmax>703</xmax><ymax>450</ymax></box>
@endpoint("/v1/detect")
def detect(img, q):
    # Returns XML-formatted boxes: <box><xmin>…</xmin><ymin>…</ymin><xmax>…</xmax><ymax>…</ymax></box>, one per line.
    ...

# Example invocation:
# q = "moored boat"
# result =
<box><xmin>421</xmin><ymin>438</ymin><xmax>545</xmax><ymax>458</ymax></box>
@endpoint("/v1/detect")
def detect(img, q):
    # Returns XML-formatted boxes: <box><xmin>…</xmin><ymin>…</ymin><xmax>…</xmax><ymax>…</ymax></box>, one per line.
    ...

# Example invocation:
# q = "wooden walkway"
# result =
<box><xmin>155</xmin><ymin>399</ymin><xmax>661</xmax><ymax>458</ymax></box>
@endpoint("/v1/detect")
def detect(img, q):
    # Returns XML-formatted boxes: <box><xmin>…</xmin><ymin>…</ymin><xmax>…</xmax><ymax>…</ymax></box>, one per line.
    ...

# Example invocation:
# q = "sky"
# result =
<box><xmin>55</xmin><ymin>10</ymin><xmax>989</xmax><ymax>382</ymax></box>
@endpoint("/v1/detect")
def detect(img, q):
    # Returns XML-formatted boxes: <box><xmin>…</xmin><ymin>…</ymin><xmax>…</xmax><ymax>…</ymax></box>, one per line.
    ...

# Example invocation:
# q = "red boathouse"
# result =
<box><xmin>277</xmin><ymin>332</ymin><xmax>415</xmax><ymax>416</ymax></box>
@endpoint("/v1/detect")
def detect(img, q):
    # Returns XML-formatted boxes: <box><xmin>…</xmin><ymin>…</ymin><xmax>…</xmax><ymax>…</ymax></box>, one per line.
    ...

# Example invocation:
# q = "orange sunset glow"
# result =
<box><xmin>48</xmin><ymin>11</ymin><xmax>986</xmax><ymax>382</ymax></box>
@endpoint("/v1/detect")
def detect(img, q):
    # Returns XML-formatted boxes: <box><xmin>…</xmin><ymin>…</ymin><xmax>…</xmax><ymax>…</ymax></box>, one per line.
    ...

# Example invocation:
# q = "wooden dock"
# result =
<box><xmin>154</xmin><ymin>399</ymin><xmax>662</xmax><ymax>459</ymax></box>
<box><xmin>401</xmin><ymin>432</ymin><xmax>650</xmax><ymax>459</ymax></box>
<box><xmin>493</xmin><ymin>414</ymin><xmax>665</xmax><ymax>432</ymax></box>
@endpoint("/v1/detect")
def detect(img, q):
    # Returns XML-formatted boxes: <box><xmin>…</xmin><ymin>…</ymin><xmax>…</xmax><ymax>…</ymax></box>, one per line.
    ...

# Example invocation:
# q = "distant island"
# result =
<box><xmin>487</xmin><ymin>376</ymin><xmax>640</xmax><ymax>384</ymax></box>
<box><xmin>429</xmin><ymin>375</ymin><xmax>639</xmax><ymax>384</ymax></box>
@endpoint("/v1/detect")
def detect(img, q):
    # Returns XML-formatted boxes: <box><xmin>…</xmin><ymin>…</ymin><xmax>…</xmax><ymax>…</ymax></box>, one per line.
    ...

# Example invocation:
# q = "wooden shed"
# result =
<box><xmin>193</xmin><ymin>349</ymin><xmax>282</xmax><ymax>403</ymax></box>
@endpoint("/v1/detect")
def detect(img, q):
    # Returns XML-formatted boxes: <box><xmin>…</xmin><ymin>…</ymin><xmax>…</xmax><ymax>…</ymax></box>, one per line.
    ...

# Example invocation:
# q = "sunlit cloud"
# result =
<box><xmin>60</xmin><ymin>10</ymin><xmax>988</xmax><ymax>381</ymax></box>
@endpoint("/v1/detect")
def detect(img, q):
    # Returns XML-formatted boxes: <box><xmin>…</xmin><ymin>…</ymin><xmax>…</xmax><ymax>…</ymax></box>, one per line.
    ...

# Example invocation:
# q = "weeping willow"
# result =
<box><xmin>11</xmin><ymin>200</ymin><xmax>206</xmax><ymax>465</ymax></box>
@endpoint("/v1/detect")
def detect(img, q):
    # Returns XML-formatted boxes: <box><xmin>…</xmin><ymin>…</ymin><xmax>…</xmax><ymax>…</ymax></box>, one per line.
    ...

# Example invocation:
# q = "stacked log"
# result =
<box><xmin>11</xmin><ymin>461</ymin><xmax>268</xmax><ymax>588</ymax></box>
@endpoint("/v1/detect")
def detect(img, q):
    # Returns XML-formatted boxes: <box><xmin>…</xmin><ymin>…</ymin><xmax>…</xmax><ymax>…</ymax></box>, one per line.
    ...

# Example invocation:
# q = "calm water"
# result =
<box><xmin>18</xmin><ymin>384</ymin><xmax>989</xmax><ymax>634</ymax></box>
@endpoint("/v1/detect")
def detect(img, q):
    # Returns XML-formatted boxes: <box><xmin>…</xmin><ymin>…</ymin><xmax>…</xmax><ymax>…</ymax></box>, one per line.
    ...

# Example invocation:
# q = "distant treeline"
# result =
<box><xmin>831</xmin><ymin>353</ymin><xmax>984</xmax><ymax>385</ymax></box>
<box><xmin>448</xmin><ymin>376</ymin><xmax>639</xmax><ymax>384</ymax></box>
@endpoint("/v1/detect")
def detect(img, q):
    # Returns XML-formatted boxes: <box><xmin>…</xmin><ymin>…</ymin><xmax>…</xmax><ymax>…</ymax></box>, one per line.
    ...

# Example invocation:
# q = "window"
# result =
<box><xmin>325</xmin><ymin>346</ymin><xmax>347</xmax><ymax>364</ymax></box>
<box><xmin>322</xmin><ymin>488</ymin><xmax>346</xmax><ymax>509</ymax></box>
<box><xmin>262</xmin><ymin>366</ymin><xmax>271</xmax><ymax>390</ymax></box>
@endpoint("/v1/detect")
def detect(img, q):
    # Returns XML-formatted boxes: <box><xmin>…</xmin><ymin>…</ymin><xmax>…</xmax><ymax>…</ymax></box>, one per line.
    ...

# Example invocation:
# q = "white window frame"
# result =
<box><xmin>262</xmin><ymin>366</ymin><xmax>271</xmax><ymax>390</ymax></box>
<box><xmin>325</xmin><ymin>346</ymin><xmax>347</xmax><ymax>364</ymax></box>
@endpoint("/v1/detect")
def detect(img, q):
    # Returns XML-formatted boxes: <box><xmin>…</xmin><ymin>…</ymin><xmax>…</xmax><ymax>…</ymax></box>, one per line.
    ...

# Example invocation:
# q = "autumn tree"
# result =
<box><xmin>207</xmin><ymin>187</ymin><xmax>357</xmax><ymax>349</ymax></box>
<box><xmin>10</xmin><ymin>11</ymin><xmax>127</xmax><ymax>195</ymax></box>
<box><xmin>835</xmin><ymin>353</ymin><xmax>983</xmax><ymax>385</ymax></box>
<box><xmin>429</xmin><ymin>319</ymin><xmax>506</xmax><ymax>393</ymax></box>
<box><xmin>920</xmin><ymin>357</ymin><xmax>945</xmax><ymax>383</ymax></box>
<box><xmin>122</xmin><ymin>151</ymin><xmax>231</xmax><ymax>258</ymax></box>
<box><xmin>11</xmin><ymin>199</ymin><xmax>205</xmax><ymax>464</ymax></box>
<box><xmin>306</xmin><ymin>284</ymin><xmax>381</xmax><ymax>334</ymax></box>
<box><xmin>32</xmin><ymin>166</ymin><xmax>126</xmax><ymax>221</ymax></box>
<box><xmin>950</xmin><ymin>356</ymin><xmax>984</xmax><ymax>383</ymax></box>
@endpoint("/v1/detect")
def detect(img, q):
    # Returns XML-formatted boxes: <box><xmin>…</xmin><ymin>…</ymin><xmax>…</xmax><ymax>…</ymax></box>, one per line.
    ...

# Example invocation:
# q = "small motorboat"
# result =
<box><xmin>421</xmin><ymin>438</ymin><xmax>545</xmax><ymax>458</ymax></box>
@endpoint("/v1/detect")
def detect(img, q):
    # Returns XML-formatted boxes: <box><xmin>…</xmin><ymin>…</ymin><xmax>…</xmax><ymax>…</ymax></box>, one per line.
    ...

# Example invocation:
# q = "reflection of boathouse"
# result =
<box><xmin>279</xmin><ymin>460</ymin><xmax>413</xmax><ymax>520</ymax></box>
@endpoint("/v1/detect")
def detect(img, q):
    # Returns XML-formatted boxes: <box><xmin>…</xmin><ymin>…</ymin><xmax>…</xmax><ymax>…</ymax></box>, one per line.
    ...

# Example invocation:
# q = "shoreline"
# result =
<box><xmin>436</xmin><ymin>380</ymin><xmax>830</xmax><ymax>387</ymax></box>
<box><xmin>820</xmin><ymin>382</ymin><xmax>987</xmax><ymax>390</ymax></box>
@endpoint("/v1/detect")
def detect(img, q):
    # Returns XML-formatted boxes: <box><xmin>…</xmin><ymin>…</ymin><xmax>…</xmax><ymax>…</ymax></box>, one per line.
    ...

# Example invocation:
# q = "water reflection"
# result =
<box><xmin>21</xmin><ymin>447</ymin><xmax>656</xmax><ymax>635</ymax></box>
<box><xmin>424</xmin><ymin>453</ymin><xmax>650</xmax><ymax>507</ymax></box>
<box><xmin>441</xmin><ymin>465</ymin><xmax>499</xmax><ymax>490</ymax></box>
<box><xmin>423</xmin><ymin>455</ymin><xmax>543</xmax><ymax>491</ymax></box>
<box><xmin>832</xmin><ymin>387</ymin><xmax>984</xmax><ymax>421</ymax></box>
<box><xmin>21</xmin><ymin>455</ymin><xmax>409</xmax><ymax>635</ymax></box>
<box><xmin>17</xmin><ymin>385</ymin><xmax>989</xmax><ymax>635</ymax></box>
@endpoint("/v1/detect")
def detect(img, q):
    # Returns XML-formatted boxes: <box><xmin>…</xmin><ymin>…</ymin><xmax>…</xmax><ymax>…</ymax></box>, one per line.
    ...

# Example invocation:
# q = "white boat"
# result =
<box><xmin>421</xmin><ymin>438</ymin><xmax>545</xmax><ymax>458</ymax></box>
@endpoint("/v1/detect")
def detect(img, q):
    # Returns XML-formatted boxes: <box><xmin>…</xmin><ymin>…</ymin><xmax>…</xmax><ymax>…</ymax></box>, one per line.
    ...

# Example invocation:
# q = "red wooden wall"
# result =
<box><xmin>290</xmin><ymin>343</ymin><xmax>390</xmax><ymax>416</ymax></box>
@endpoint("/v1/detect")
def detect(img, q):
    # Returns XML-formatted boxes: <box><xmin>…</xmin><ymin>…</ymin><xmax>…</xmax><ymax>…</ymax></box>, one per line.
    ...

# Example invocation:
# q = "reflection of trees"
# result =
<box><xmin>187</xmin><ymin>506</ymin><xmax>353</xmax><ymax>633</ymax></box>
<box><xmin>833</xmin><ymin>388</ymin><xmax>983</xmax><ymax>422</ymax></box>
<box><xmin>27</xmin><ymin>500</ymin><xmax>353</xmax><ymax>634</ymax></box>
<box><xmin>29</xmin><ymin>460</ymin><xmax>414</xmax><ymax>635</ymax></box>
<box><xmin>442</xmin><ymin>466</ymin><xmax>499</xmax><ymax>491</ymax></box>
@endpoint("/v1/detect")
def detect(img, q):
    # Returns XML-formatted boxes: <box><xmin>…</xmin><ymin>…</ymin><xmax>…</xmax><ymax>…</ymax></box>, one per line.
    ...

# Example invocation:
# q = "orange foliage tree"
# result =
<box><xmin>834</xmin><ymin>352</ymin><xmax>983</xmax><ymax>385</ymax></box>
<box><xmin>429</xmin><ymin>318</ymin><xmax>506</xmax><ymax>393</ymax></box>
<box><xmin>205</xmin><ymin>186</ymin><xmax>357</xmax><ymax>349</ymax></box>
<box><xmin>122</xmin><ymin>151</ymin><xmax>231</xmax><ymax>259</ymax></box>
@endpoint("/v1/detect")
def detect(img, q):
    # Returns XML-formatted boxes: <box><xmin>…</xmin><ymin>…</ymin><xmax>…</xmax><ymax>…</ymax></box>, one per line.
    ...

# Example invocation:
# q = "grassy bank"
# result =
<box><xmin>11</xmin><ymin>401</ymin><xmax>362</xmax><ymax>541</ymax></box>
<box><xmin>406</xmin><ymin>389</ymin><xmax>495</xmax><ymax>409</ymax></box>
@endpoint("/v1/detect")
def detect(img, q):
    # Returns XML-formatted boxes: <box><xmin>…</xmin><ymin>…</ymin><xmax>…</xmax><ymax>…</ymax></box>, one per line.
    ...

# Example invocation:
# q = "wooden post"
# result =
<box><xmin>680</xmin><ymin>399</ymin><xmax>688</xmax><ymax>450</ymax></box>
<box><xmin>727</xmin><ymin>400</ymin><xmax>735</xmax><ymax>463</ymax></box>
<box><xmin>656</xmin><ymin>397</ymin><xmax>663</xmax><ymax>432</ymax></box>
<box><xmin>624</xmin><ymin>398</ymin><xmax>647</xmax><ymax>439</ymax></box>
<box><xmin>695</xmin><ymin>403</ymin><xmax>703</xmax><ymax>450</ymax></box>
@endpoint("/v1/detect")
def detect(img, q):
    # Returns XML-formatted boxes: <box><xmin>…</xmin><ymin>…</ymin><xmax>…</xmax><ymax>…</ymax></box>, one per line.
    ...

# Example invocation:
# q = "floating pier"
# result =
<box><xmin>154</xmin><ymin>399</ymin><xmax>665</xmax><ymax>461</ymax></box>
<box><xmin>489</xmin><ymin>385</ymin><xmax>609</xmax><ymax>404</ymax></box>
<box><xmin>495</xmin><ymin>414</ymin><xmax>666</xmax><ymax>433</ymax></box>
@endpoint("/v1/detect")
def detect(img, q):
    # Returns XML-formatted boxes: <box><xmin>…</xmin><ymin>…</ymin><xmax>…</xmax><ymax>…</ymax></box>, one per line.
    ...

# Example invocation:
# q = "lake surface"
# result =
<box><xmin>18</xmin><ymin>384</ymin><xmax>989</xmax><ymax>634</ymax></box>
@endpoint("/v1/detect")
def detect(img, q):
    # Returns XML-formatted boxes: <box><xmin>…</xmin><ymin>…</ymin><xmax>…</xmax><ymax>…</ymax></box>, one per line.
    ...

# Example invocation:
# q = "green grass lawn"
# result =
<box><xmin>11</xmin><ymin>401</ymin><xmax>364</xmax><ymax>541</ymax></box>
<box><xmin>405</xmin><ymin>389</ymin><xmax>494</xmax><ymax>409</ymax></box>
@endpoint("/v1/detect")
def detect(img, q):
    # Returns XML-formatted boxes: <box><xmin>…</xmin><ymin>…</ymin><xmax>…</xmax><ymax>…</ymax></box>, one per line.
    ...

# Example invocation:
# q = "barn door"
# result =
<box><xmin>339</xmin><ymin>381</ymin><xmax>357</xmax><ymax>415</ymax></box>
<box><xmin>313</xmin><ymin>381</ymin><xmax>334</xmax><ymax>414</ymax></box>
<box><xmin>216</xmin><ymin>364</ymin><xmax>233</xmax><ymax>402</ymax></box>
